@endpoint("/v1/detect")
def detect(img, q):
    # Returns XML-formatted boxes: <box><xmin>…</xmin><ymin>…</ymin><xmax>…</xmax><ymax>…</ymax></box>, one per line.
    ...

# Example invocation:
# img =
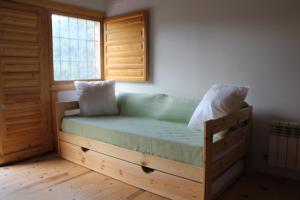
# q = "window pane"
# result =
<box><xmin>53</xmin><ymin>37</ymin><xmax>60</xmax><ymax>61</ymax></box>
<box><xmin>79</xmin><ymin>62</ymin><xmax>87</xmax><ymax>79</ymax></box>
<box><xmin>87</xmin><ymin>41</ymin><xmax>95</xmax><ymax>62</ymax></box>
<box><xmin>54</xmin><ymin>61</ymin><xmax>61</xmax><ymax>80</ymax></box>
<box><xmin>78</xmin><ymin>40</ymin><xmax>87</xmax><ymax>61</ymax></box>
<box><xmin>60</xmin><ymin>38</ymin><xmax>69</xmax><ymax>61</ymax></box>
<box><xmin>95</xmin><ymin>41</ymin><xmax>100</xmax><ymax>58</ymax></box>
<box><xmin>95</xmin><ymin>22</ymin><xmax>100</xmax><ymax>42</ymax></box>
<box><xmin>69</xmin><ymin>17</ymin><xmax>78</xmax><ymax>39</ymax></box>
<box><xmin>70</xmin><ymin>39</ymin><xmax>78</xmax><ymax>61</ymax></box>
<box><xmin>78</xmin><ymin>19</ymin><xmax>87</xmax><ymax>40</ymax></box>
<box><xmin>52</xmin><ymin>15</ymin><xmax>60</xmax><ymax>37</ymax></box>
<box><xmin>61</xmin><ymin>61</ymin><xmax>71</xmax><ymax>80</ymax></box>
<box><xmin>51</xmin><ymin>14</ymin><xmax>101</xmax><ymax>81</ymax></box>
<box><xmin>59</xmin><ymin>16</ymin><xmax>69</xmax><ymax>38</ymax></box>
<box><xmin>70</xmin><ymin>62</ymin><xmax>79</xmax><ymax>80</ymax></box>
<box><xmin>86</xmin><ymin>21</ymin><xmax>94</xmax><ymax>40</ymax></box>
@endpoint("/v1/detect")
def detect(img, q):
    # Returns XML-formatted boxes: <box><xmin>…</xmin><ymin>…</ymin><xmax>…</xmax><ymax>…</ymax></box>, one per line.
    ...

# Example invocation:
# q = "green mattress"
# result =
<box><xmin>62</xmin><ymin>116</ymin><xmax>204</xmax><ymax>166</ymax></box>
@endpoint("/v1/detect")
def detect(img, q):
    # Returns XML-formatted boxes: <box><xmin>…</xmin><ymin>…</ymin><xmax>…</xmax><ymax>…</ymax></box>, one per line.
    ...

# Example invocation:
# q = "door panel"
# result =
<box><xmin>0</xmin><ymin>2</ymin><xmax>52</xmax><ymax>164</ymax></box>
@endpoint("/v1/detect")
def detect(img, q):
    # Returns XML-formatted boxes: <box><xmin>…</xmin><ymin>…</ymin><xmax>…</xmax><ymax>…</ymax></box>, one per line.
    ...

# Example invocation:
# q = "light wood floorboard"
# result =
<box><xmin>0</xmin><ymin>154</ymin><xmax>299</xmax><ymax>200</ymax></box>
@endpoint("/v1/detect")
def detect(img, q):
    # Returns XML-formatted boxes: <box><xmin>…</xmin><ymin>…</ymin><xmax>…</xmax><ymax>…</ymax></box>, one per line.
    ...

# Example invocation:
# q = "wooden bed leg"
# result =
<box><xmin>55</xmin><ymin>102</ymin><xmax>64</xmax><ymax>156</ymax></box>
<box><xmin>203</xmin><ymin>122</ymin><xmax>213</xmax><ymax>200</ymax></box>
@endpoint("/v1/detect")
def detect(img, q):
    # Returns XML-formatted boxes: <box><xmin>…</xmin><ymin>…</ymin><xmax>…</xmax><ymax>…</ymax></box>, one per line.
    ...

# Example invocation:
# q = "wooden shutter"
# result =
<box><xmin>104</xmin><ymin>12</ymin><xmax>148</xmax><ymax>81</ymax></box>
<box><xmin>0</xmin><ymin>2</ymin><xmax>52</xmax><ymax>164</ymax></box>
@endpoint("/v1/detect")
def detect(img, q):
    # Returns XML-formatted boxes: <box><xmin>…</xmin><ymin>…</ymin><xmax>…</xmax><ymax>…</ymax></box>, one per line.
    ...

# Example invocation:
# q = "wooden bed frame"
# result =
<box><xmin>56</xmin><ymin>101</ymin><xmax>252</xmax><ymax>200</ymax></box>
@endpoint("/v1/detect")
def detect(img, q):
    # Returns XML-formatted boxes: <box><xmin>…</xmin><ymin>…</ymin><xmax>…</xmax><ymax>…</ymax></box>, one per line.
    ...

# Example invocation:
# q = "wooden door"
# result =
<box><xmin>0</xmin><ymin>1</ymin><xmax>52</xmax><ymax>164</ymax></box>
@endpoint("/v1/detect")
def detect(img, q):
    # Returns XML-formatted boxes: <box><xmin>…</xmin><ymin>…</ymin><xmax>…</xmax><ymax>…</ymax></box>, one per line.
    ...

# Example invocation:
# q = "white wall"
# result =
<box><xmin>104</xmin><ymin>0</ymin><xmax>300</xmax><ymax>178</ymax></box>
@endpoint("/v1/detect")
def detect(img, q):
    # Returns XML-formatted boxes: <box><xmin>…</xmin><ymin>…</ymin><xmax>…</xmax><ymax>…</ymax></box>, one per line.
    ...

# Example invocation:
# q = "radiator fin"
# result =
<box><xmin>268</xmin><ymin>121</ymin><xmax>300</xmax><ymax>170</ymax></box>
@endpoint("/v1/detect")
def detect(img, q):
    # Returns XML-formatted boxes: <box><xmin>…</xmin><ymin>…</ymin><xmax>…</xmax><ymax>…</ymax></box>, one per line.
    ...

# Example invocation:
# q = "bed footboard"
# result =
<box><xmin>203</xmin><ymin>106</ymin><xmax>252</xmax><ymax>200</ymax></box>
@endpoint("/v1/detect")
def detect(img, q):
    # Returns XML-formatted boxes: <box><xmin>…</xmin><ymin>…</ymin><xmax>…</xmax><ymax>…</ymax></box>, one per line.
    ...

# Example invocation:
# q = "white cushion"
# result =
<box><xmin>74</xmin><ymin>80</ymin><xmax>119</xmax><ymax>116</ymax></box>
<box><xmin>188</xmin><ymin>84</ymin><xmax>249</xmax><ymax>130</ymax></box>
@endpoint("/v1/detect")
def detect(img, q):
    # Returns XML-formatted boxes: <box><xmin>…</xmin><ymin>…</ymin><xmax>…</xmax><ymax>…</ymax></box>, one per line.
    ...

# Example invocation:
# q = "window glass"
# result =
<box><xmin>52</xmin><ymin>14</ymin><xmax>101</xmax><ymax>81</ymax></box>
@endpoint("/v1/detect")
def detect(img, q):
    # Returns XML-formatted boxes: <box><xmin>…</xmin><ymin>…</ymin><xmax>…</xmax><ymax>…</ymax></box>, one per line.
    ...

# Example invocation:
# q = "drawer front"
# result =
<box><xmin>60</xmin><ymin>141</ymin><xmax>203</xmax><ymax>200</ymax></box>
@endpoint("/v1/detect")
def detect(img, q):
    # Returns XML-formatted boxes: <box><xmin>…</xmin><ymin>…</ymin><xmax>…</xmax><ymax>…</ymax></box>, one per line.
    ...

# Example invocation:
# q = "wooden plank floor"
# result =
<box><xmin>0</xmin><ymin>154</ymin><xmax>299</xmax><ymax>200</ymax></box>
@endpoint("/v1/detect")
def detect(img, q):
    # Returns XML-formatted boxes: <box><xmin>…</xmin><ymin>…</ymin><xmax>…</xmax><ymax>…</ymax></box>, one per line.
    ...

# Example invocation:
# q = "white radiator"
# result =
<box><xmin>268</xmin><ymin>121</ymin><xmax>300</xmax><ymax>170</ymax></box>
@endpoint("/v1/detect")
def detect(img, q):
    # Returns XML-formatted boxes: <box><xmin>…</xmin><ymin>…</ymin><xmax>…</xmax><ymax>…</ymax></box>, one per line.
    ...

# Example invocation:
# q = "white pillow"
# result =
<box><xmin>74</xmin><ymin>80</ymin><xmax>119</xmax><ymax>116</ymax></box>
<box><xmin>188</xmin><ymin>84</ymin><xmax>249</xmax><ymax>130</ymax></box>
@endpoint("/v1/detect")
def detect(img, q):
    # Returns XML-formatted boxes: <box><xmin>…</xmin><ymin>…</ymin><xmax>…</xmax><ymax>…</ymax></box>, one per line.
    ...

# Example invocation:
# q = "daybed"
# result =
<box><xmin>56</xmin><ymin>92</ymin><xmax>252</xmax><ymax>200</ymax></box>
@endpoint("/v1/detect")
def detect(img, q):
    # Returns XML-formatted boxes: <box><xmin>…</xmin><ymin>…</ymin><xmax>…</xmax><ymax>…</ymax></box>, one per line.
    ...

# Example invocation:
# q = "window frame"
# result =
<box><xmin>48</xmin><ymin>10</ymin><xmax>104</xmax><ymax>88</ymax></box>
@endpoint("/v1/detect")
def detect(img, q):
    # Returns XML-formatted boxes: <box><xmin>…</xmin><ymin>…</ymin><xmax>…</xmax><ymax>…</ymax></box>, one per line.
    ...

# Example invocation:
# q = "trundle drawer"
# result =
<box><xmin>60</xmin><ymin>141</ymin><xmax>203</xmax><ymax>200</ymax></box>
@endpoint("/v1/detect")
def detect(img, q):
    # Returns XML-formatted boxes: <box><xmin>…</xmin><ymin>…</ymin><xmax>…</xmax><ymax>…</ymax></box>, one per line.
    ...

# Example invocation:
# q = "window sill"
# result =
<box><xmin>50</xmin><ymin>83</ymin><xmax>75</xmax><ymax>91</ymax></box>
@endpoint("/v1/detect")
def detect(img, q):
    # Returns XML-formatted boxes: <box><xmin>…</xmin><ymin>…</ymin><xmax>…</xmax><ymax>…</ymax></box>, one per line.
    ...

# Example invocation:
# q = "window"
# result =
<box><xmin>51</xmin><ymin>14</ymin><xmax>101</xmax><ymax>81</ymax></box>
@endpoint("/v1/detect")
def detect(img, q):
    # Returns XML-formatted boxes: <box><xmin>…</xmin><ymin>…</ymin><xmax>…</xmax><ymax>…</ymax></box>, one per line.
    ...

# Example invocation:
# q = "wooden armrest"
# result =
<box><xmin>56</xmin><ymin>101</ymin><xmax>79</xmax><ymax>112</ymax></box>
<box><xmin>204</xmin><ymin>106</ymin><xmax>252</xmax><ymax>137</ymax></box>
<box><xmin>55</xmin><ymin>101</ymin><xmax>79</xmax><ymax>132</ymax></box>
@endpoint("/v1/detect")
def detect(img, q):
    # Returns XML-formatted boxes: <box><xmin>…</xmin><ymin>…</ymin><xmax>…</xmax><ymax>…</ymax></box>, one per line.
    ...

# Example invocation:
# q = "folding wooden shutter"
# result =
<box><xmin>0</xmin><ymin>2</ymin><xmax>52</xmax><ymax>164</ymax></box>
<box><xmin>104</xmin><ymin>12</ymin><xmax>148</xmax><ymax>81</ymax></box>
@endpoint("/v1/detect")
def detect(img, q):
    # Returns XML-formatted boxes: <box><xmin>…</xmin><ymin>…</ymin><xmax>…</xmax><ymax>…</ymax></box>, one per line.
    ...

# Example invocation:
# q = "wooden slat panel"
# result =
<box><xmin>106</xmin><ymin>30</ymin><xmax>143</xmax><ymax>41</ymax></box>
<box><xmin>106</xmin><ymin>24</ymin><xmax>145</xmax><ymax>34</ymax></box>
<box><xmin>0</xmin><ymin>43</ymin><xmax>39</xmax><ymax>57</ymax></box>
<box><xmin>2</xmin><ymin>72</ymin><xmax>40</xmax><ymax>80</ymax></box>
<box><xmin>106</xmin><ymin>43</ymin><xmax>143</xmax><ymax>53</ymax></box>
<box><xmin>0</xmin><ymin>58</ymin><xmax>40</xmax><ymax>73</ymax></box>
<box><xmin>3</xmin><ymin>79</ymin><xmax>40</xmax><ymax>88</ymax></box>
<box><xmin>107</xmin><ymin>56</ymin><xmax>143</xmax><ymax>65</ymax></box>
<box><xmin>4</xmin><ymin>101</ymin><xmax>41</xmax><ymax>111</ymax></box>
<box><xmin>5</xmin><ymin>125</ymin><xmax>43</xmax><ymax>138</ymax></box>
<box><xmin>105</xmin><ymin>38</ymin><xmax>144</xmax><ymax>46</ymax></box>
<box><xmin>104</xmin><ymin>12</ymin><xmax>147</xmax><ymax>81</ymax></box>
<box><xmin>5</xmin><ymin>107</ymin><xmax>41</xmax><ymax>119</ymax></box>
<box><xmin>5</xmin><ymin>114</ymin><xmax>42</xmax><ymax>126</ymax></box>
<box><xmin>106</xmin><ymin>68</ymin><xmax>145</xmax><ymax>80</ymax></box>
<box><xmin>5</xmin><ymin>93</ymin><xmax>40</xmax><ymax>104</ymax></box>
<box><xmin>106</xmin><ymin>64</ymin><xmax>145</xmax><ymax>69</ymax></box>
<box><xmin>6</xmin><ymin>122</ymin><xmax>42</xmax><ymax>135</ymax></box>
<box><xmin>0</xmin><ymin>146</ymin><xmax>44</xmax><ymax>165</ymax></box>
<box><xmin>106</xmin><ymin>16</ymin><xmax>143</xmax><ymax>30</ymax></box>
<box><xmin>0</xmin><ymin>29</ymin><xmax>38</xmax><ymax>42</ymax></box>
<box><xmin>0</xmin><ymin>24</ymin><xmax>38</xmax><ymax>34</ymax></box>
<box><xmin>211</xmin><ymin>142</ymin><xmax>247</xmax><ymax>178</ymax></box>
<box><xmin>3</xmin><ymin>128</ymin><xmax>42</xmax><ymax>140</ymax></box>
<box><xmin>2</xmin><ymin>72</ymin><xmax>40</xmax><ymax>88</ymax></box>
<box><xmin>3</xmin><ymin>87</ymin><xmax>40</xmax><ymax>96</ymax></box>
<box><xmin>0</xmin><ymin>7</ymin><xmax>37</xmax><ymax>20</ymax></box>
<box><xmin>0</xmin><ymin>14</ymin><xmax>37</xmax><ymax>28</ymax></box>
<box><xmin>212</xmin><ymin>125</ymin><xmax>249</xmax><ymax>157</ymax></box>
<box><xmin>106</xmin><ymin>51</ymin><xmax>144</xmax><ymax>58</ymax></box>
<box><xmin>2</xmin><ymin>135</ymin><xmax>42</xmax><ymax>154</ymax></box>
<box><xmin>206</xmin><ymin>107</ymin><xmax>251</xmax><ymax>134</ymax></box>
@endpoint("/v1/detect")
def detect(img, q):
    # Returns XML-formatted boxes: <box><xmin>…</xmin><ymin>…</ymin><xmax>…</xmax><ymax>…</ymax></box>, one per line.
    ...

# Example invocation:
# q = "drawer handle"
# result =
<box><xmin>81</xmin><ymin>147</ymin><xmax>90</xmax><ymax>153</ymax></box>
<box><xmin>141</xmin><ymin>166</ymin><xmax>155</xmax><ymax>174</ymax></box>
